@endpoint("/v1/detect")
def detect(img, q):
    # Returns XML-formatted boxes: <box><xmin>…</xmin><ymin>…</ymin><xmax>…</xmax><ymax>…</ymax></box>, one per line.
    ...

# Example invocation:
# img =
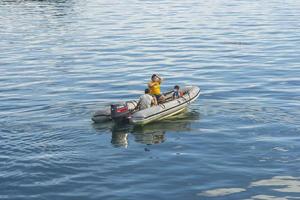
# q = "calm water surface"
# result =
<box><xmin>1</xmin><ymin>0</ymin><xmax>300</xmax><ymax>199</ymax></box>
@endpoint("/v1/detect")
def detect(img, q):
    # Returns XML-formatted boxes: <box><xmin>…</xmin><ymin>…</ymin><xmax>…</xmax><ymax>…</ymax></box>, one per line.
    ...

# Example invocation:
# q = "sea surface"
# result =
<box><xmin>1</xmin><ymin>0</ymin><xmax>300</xmax><ymax>199</ymax></box>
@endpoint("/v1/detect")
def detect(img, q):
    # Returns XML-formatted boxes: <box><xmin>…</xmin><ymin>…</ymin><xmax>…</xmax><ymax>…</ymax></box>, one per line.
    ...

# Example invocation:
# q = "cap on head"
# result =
<box><xmin>174</xmin><ymin>85</ymin><xmax>180</xmax><ymax>90</ymax></box>
<box><xmin>145</xmin><ymin>88</ymin><xmax>150</xmax><ymax>94</ymax></box>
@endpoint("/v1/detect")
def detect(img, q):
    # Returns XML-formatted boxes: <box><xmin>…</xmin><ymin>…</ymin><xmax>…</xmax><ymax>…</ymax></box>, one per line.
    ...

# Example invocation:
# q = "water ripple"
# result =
<box><xmin>1</xmin><ymin>0</ymin><xmax>300</xmax><ymax>199</ymax></box>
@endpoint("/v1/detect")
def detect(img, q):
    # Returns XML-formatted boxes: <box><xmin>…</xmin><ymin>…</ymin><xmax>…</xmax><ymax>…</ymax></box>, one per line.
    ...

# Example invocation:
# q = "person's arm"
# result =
<box><xmin>157</xmin><ymin>75</ymin><xmax>163</xmax><ymax>84</ymax></box>
<box><xmin>148</xmin><ymin>81</ymin><xmax>154</xmax><ymax>88</ymax></box>
<box><xmin>179</xmin><ymin>91</ymin><xmax>184</xmax><ymax>97</ymax></box>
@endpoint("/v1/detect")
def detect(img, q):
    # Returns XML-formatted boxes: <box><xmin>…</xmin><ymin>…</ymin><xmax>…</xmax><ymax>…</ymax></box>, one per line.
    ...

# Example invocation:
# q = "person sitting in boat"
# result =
<box><xmin>137</xmin><ymin>88</ymin><xmax>157</xmax><ymax>110</ymax></box>
<box><xmin>172</xmin><ymin>85</ymin><xmax>184</xmax><ymax>99</ymax></box>
<box><xmin>148</xmin><ymin>74</ymin><xmax>165</xmax><ymax>103</ymax></box>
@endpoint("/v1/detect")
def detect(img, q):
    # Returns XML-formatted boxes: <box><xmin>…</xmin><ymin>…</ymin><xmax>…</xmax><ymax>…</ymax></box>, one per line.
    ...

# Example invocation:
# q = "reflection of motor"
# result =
<box><xmin>110</xmin><ymin>103</ymin><xmax>130</xmax><ymax>121</ymax></box>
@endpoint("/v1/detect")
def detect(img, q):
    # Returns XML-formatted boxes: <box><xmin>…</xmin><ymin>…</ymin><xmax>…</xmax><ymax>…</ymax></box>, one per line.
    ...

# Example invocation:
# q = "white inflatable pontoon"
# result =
<box><xmin>92</xmin><ymin>86</ymin><xmax>200</xmax><ymax>125</ymax></box>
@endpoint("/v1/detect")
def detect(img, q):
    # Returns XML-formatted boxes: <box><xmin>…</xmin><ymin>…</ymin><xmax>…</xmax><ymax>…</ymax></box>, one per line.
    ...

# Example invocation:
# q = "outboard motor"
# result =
<box><xmin>110</xmin><ymin>103</ymin><xmax>130</xmax><ymax>121</ymax></box>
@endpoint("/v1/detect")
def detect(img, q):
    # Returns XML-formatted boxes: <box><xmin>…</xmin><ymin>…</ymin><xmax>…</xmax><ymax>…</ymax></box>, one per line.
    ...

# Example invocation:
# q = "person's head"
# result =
<box><xmin>144</xmin><ymin>88</ymin><xmax>150</xmax><ymax>94</ymax></box>
<box><xmin>151</xmin><ymin>74</ymin><xmax>159</xmax><ymax>82</ymax></box>
<box><xmin>174</xmin><ymin>85</ymin><xmax>180</xmax><ymax>91</ymax></box>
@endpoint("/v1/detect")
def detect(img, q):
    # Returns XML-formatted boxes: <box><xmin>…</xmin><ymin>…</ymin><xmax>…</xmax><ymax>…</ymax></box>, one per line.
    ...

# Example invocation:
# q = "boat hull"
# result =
<box><xmin>129</xmin><ymin>86</ymin><xmax>200</xmax><ymax>125</ymax></box>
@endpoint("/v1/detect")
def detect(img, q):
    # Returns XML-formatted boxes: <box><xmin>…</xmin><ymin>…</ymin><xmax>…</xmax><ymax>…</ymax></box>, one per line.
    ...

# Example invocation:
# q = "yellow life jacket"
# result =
<box><xmin>148</xmin><ymin>81</ymin><xmax>161</xmax><ymax>95</ymax></box>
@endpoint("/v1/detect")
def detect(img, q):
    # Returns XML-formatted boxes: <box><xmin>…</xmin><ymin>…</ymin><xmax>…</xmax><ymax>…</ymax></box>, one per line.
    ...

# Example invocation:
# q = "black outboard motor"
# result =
<box><xmin>110</xmin><ymin>103</ymin><xmax>130</xmax><ymax>122</ymax></box>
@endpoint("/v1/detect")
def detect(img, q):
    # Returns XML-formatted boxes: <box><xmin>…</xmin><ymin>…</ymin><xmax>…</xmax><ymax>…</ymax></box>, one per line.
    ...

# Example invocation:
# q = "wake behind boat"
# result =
<box><xmin>92</xmin><ymin>85</ymin><xmax>200</xmax><ymax>125</ymax></box>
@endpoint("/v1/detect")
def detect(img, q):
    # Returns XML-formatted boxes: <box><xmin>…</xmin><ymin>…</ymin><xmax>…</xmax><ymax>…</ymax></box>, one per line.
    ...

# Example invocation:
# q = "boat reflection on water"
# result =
<box><xmin>92</xmin><ymin>110</ymin><xmax>200</xmax><ymax>148</ymax></box>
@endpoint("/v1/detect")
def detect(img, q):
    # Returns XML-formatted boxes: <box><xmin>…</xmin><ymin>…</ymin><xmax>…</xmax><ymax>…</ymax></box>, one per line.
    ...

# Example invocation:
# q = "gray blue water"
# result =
<box><xmin>1</xmin><ymin>0</ymin><xmax>300</xmax><ymax>199</ymax></box>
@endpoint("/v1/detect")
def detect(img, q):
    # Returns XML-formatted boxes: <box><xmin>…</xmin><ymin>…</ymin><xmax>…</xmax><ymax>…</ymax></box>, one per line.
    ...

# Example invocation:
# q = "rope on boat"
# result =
<box><xmin>159</xmin><ymin>104</ymin><xmax>166</xmax><ymax>109</ymax></box>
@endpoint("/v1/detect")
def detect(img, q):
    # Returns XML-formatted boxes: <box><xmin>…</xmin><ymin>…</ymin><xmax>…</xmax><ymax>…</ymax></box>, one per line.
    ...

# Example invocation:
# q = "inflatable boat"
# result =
<box><xmin>92</xmin><ymin>85</ymin><xmax>200</xmax><ymax>125</ymax></box>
